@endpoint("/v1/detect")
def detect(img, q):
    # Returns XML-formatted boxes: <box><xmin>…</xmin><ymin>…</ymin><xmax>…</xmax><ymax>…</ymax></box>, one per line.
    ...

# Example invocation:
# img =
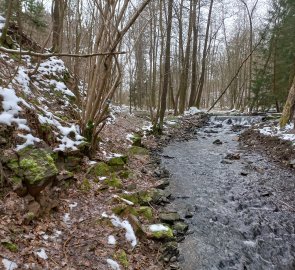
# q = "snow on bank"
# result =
<box><xmin>184</xmin><ymin>107</ymin><xmax>204</xmax><ymax>115</ymax></box>
<box><xmin>102</xmin><ymin>213</ymin><xmax>137</xmax><ymax>248</ymax></box>
<box><xmin>257</xmin><ymin>123</ymin><xmax>295</xmax><ymax>143</ymax></box>
<box><xmin>0</xmin><ymin>88</ymin><xmax>29</xmax><ymax>130</ymax></box>
<box><xmin>149</xmin><ymin>224</ymin><xmax>169</xmax><ymax>232</ymax></box>
<box><xmin>108</xmin><ymin>235</ymin><xmax>116</xmax><ymax>245</ymax></box>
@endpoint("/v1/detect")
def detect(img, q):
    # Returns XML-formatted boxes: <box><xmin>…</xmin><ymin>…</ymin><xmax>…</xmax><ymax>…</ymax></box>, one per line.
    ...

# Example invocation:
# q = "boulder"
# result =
<box><xmin>7</xmin><ymin>147</ymin><xmax>58</xmax><ymax>196</ymax></box>
<box><xmin>146</xmin><ymin>224</ymin><xmax>174</xmax><ymax>240</ymax></box>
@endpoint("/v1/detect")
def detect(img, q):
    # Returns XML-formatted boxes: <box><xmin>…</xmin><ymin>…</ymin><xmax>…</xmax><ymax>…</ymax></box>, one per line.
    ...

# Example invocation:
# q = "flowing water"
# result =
<box><xmin>162</xmin><ymin>116</ymin><xmax>295</xmax><ymax>270</ymax></box>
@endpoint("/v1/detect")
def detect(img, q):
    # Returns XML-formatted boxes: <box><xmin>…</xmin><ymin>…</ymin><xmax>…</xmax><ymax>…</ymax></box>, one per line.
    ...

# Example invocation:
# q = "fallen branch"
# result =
<box><xmin>207</xmin><ymin>35</ymin><xmax>265</xmax><ymax>112</ymax></box>
<box><xmin>0</xmin><ymin>46</ymin><xmax>126</xmax><ymax>58</ymax></box>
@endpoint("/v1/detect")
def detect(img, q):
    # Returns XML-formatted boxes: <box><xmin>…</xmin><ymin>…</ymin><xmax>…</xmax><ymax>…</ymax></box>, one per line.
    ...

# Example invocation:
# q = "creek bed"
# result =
<box><xmin>162</xmin><ymin>116</ymin><xmax>295</xmax><ymax>270</ymax></box>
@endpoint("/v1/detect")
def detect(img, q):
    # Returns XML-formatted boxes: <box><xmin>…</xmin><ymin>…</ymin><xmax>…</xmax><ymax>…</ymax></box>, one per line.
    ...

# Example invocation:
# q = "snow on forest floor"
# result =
<box><xmin>257</xmin><ymin>122</ymin><xmax>295</xmax><ymax>143</ymax></box>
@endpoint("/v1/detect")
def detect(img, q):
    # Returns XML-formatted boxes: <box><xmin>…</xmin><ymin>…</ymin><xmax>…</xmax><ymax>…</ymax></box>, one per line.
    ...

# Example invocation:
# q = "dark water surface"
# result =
<box><xmin>162</xmin><ymin>116</ymin><xmax>295</xmax><ymax>270</ymax></box>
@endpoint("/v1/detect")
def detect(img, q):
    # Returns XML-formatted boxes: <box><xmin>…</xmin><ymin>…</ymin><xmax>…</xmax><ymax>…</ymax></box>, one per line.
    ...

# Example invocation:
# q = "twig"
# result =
<box><xmin>0</xmin><ymin>46</ymin><xmax>126</xmax><ymax>58</ymax></box>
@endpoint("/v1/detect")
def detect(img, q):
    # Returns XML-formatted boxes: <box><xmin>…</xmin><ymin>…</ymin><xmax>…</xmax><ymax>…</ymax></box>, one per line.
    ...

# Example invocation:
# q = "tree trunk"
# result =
<box><xmin>52</xmin><ymin>0</ymin><xmax>67</xmax><ymax>53</ymax></box>
<box><xmin>158</xmin><ymin>0</ymin><xmax>173</xmax><ymax>130</ymax></box>
<box><xmin>280</xmin><ymin>74</ymin><xmax>295</xmax><ymax>128</ymax></box>
<box><xmin>0</xmin><ymin>0</ymin><xmax>14</xmax><ymax>46</ymax></box>
<box><xmin>195</xmin><ymin>0</ymin><xmax>214</xmax><ymax>108</ymax></box>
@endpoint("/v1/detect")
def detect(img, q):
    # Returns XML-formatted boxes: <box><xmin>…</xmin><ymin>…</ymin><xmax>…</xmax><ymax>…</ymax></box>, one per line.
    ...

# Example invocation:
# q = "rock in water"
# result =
<box><xmin>213</xmin><ymin>139</ymin><xmax>223</xmax><ymax>145</ymax></box>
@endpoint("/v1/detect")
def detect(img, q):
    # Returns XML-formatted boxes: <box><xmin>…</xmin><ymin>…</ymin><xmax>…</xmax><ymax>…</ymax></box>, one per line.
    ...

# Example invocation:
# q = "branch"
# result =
<box><xmin>0</xmin><ymin>47</ymin><xmax>126</xmax><ymax>58</ymax></box>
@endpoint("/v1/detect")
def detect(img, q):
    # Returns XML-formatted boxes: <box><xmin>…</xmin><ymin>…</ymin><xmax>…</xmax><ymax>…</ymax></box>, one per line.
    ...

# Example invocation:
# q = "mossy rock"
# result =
<box><xmin>115</xmin><ymin>249</ymin><xmax>129</xmax><ymax>268</ymax></box>
<box><xmin>7</xmin><ymin>147</ymin><xmax>58</xmax><ymax>194</ymax></box>
<box><xmin>128</xmin><ymin>146</ymin><xmax>149</xmax><ymax>156</ymax></box>
<box><xmin>138</xmin><ymin>206</ymin><xmax>153</xmax><ymax>221</ymax></box>
<box><xmin>131</xmin><ymin>133</ymin><xmax>142</xmax><ymax>147</ymax></box>
<box><xmin>65</xmin><ymin>156</ymin><xmax>82</xmax><ymax>171</ymax></box>
<box><xmin>90</xmin><ymin>162</ymin><xmax>111</xmax><ymax>176</ymax></box>
<box><xmin>173</xmin><ymin>222</ymin><xmax>189</xmax><ymax>233</ymax></box>
<box><xmin>105</xmin><ymin>176</ymin><xmax>123</xmax><ymax>189</ymax></box>
<box><xmin>107</xmin><ymin>156</ymin><xmax>127</xmax><ymax>171</ymax></box>
<box><xmin>146</xmin><ymin>224</ymin><xmax>174</xmax><ymax>240</ymax></box>
<box><xmin>80</xmin><ymin>178</ymin><xmax>91</xmax><ymax>192</ymax></box>
<box><xmin>1</xmin><ymin>241</ymin><xmax>18</xmax><ymax>252</ymax></box>
<box><xmin>122</xmin><ymin>190</ymin><xmax>153</xmax><ymax>206</ymax></box>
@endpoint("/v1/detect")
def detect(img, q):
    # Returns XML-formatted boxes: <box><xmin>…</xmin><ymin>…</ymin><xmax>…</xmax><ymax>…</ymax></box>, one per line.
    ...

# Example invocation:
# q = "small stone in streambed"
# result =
<box><xmin>213</xmin><ymin>139</ymin><xmax>223</xmax><ymax>145</ymax></box>
<box><xmin>159</xmin><ymin>212</ymin><xmax>181</xmax><ymax>223</ymax></box>
<box><xmin>221</xmin><ymin>159</ymin><xmax>233</xmax><ymax>165</ymax></box>
<box><xmin>240</xmin><ymin>171</ymin><xmax>248</xmax><ymax>176</ymax></box>
<box><xmin>225</xmin><ymin>153</ymin><xmax>240</xmax><ymax>160</ymax></box>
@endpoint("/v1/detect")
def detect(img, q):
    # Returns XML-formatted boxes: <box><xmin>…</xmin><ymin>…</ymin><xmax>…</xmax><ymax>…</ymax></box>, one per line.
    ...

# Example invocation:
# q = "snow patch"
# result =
<box><xmin>149</xmin><ymin>224</ymin><xmax>169</xmax><ymax>232</ymax></box>
<box><xmin>35</xmin><ymin>248</ymin><xmax>48</xmax><ymax>260</ymax></box>
<box><xmin>110</xmin><ymin>215</ymin><xmax>137</xmax><ymax>247</ymax></box>
<box><xmin>184</xmin><ymin>106</ymin><xmax>203</xmax><ymax>115</ymax></box>
<box><xmin>2</xmin><ymin>259</ymin><xmax>18</xmax><ymax>270</ymax></box>
<box><xmin>69</xmin><ymin>202</ymin><xmax>78</xmax><ymax>209</ymax></box>
<box><xmin>0</xmin><ymin>87</ymin><xmax>29</xmax><ymax>130</ymax></box>
<box><xmin>16</xmin><ymin>133</ymin><xmax>41</xmax><ymax>151</ymax></box>
<box><xmin>257</xmin><ymin>123</ymin><xmax>295</xmax><ymax>143</ymax></box>
<box><xmin>106</xmin><ymin>259</ymin><xmax>121</xmax><ymax>270</ymax></box>
<box><xmin>108</xmin><ymin>235</ymin><xmax>116</xmax><ymax>245</ymax></box>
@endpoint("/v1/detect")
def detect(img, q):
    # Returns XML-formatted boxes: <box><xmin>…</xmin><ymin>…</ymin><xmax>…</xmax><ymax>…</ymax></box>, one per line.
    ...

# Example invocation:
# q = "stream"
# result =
<box><xmin>162</xmin><ymin>116</ymin><xmax>295</xmax><ymax>270</ymax></box>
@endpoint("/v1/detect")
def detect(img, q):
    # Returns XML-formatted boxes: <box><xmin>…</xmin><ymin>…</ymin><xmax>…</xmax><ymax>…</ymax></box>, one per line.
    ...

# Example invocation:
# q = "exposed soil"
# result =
<box><xmin>240</xmin><ymin>128</ymin><xmax>295</xmax><ymax>167</ymax></box>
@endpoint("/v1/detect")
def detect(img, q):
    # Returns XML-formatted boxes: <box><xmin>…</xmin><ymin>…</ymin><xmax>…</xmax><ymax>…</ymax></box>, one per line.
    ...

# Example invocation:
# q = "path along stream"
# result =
<box><xmin>162</xmin><ymin>116</ymin><xmax>295</xmax><ymax>270</ymax></box>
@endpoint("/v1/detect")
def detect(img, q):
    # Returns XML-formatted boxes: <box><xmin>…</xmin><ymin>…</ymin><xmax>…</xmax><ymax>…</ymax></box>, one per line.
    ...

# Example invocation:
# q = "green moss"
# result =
<box><xmin>105</xmin><ymin>175</ymin><xmax>122</xmax><ymax>189</ymax></box>
<box><xmin>128</xmin><ymin>146</ymin><xmax>149</xmax><ymax>156</ymax></box>
<box><xmin>118</xmin><ymin>170</ymin><xmax>131</xmax><ymax>179</ymax></box>
<box><xmin>111</xmin><ymin>205</ymin><xmax>137</xmax><ymax>217</ymax></box>
<box><xmin>107</xmin><ymin>157</ymin><xmax>126</xmax><ymax>167</ymax></box>
<box><xmin>115</xmin><ymin>250</ymin><xmax>129</xmax><ymax>269</ymax></box>
<box><xmin>7</xmin><ymin>159</ymin><xmax>19</xmax><ymax>171</ymax></box>
<box><xmin>138</xmin><ymin>206</ymin><xmax>153</xmax><ymax>221</ymax></box>
<box><xmin>12</xmin><ymin>176</ymin><xmax>22</xmax><ymax>184</ymax></box>
<box><xmin>131</xmin><ymin>133</ymin><xmax>142</xmax><ymax>147</ymax></box>
<box><xmin>80</xmin><ymin>178</ymin><xmax>91</xmax><ymax>192</ymax></box>
<box><xmin>121</xmin><ymin>190</ymin><xmax>153</xmax><ymax>206</ymax></box>
<box><xmin>91</xmin><ymin>162</ymin><xmax>111</xmax><ymax>176</ymax></box>
<box><xmin>2</xmin><ymin>241</ymin><xmax>18</xmax><ymax>252</ymax></box>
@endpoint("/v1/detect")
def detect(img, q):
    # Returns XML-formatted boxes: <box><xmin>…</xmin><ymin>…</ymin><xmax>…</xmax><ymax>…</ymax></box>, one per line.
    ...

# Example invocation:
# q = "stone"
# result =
<box><xmin>289</xmin><ymin>159</ymin><xmax>295</xmax><ymax>168</ymax></box>
<box><xmin>225</xmin><ymin>153</ymin><xmax>240</xmax><ymax>160</ymax></box>
<box><xmin>159</xmin><ymin>212</ymin><xmax>181</xmax><ymax>223</ymax></box>
<box><xmin>138</xmin><ymin>206</ymin><xmax>153</xmax><ymax>221</ymax></box>
<box><xmin>155</xmin><ymin>179</ymin><xmax>170</xmax><ymax>189</ymax></box>
<box><xmin>27</xmin><ymin>200</ymin><xmax>41</xmax><ymax>217</ymax></box>
<box><xmin>213</xmin><ymin>139</ymin><xmax>223</xmax><ymax>145</ymax></box>
<box><xmin>90</xmin><ymin>162</ymin><xmax>111</xmax><ymax>176</ymax></box>
<box><xmin>173</xmin><ymin>222</ymin><xmax>189</xmax><ymax>234</ymax></box>
<box><xmin>107</xmin><ymin>156</ymin><xmax>127</xmax><ymax>169</ymax></box>
<box><xmin>7</xmin><ymin>147</ymin><xmax>58</xmax><ymax>196</ymax></box>
<box><xmin>160</xmin><ymin>241</ymin><xmax>179</xmax><ymax>261</ymax></box>
<box><xmin>64</xmin><ymin>156</ymin><xmax>82</xmax><ymax>171</ymax></box>
<box><xmin>240</xmin><ymin>171</ymin><xmax>248</xmax><ymax>176</ymax></box>
<box><xmin>105</xmin><ymin>176</ymin><xmax>123</xmax><ymax>189</ymax></box>
<box><xmin>131</xmin><ymin>133</ymin><xmax>142</xmax><ymax>147</ymax></box>
<box><xmin>221</xmin><ymin>159</ymin><xmax>233</xmax><ymax>164</ymax></box>
<box><xmin>146</xmin><ymin>224</ymin><xmax>174</xmax><ymax>240</ymax></box>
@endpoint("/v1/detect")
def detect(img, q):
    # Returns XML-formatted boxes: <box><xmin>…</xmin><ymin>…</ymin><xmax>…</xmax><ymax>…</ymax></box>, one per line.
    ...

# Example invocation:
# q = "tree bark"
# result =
<box><xmin>159</xmin><ymin>0</ymin><xmax>173</xmax><ymax>130</ymax></box>
<box><xmin>280</xmin><ymin>74</ymin><xmax>295</xmax><ymax>128</ymax></box>
<box><xmin>195</xmin><ymin>0</ymin><xmax>214</xmax><ymax>108</ymax></box>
